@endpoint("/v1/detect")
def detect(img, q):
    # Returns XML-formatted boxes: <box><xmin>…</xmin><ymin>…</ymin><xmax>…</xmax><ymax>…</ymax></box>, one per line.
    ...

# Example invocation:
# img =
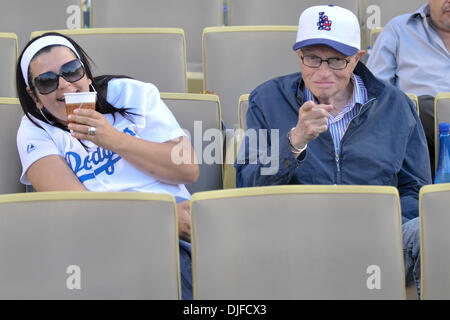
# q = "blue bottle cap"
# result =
<box><xmin>439</xmin><ymin>122</ymin><xmax>449</xmax><ymax>133</ymax></box>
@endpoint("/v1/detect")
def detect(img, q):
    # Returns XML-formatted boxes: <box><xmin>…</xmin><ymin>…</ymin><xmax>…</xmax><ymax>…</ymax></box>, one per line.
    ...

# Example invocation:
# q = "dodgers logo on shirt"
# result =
<box><xmin>65</xmin><ymin>148</ymin><xmax>122</xmax><ymax>183</ymax></box>
<box><xmin>63</xmin><ymin>126</ymin><xmax>136</xmax><ymax>183</ymax></box>
<box><xmin>27</xmin><ymin>143</ymin><xmax>36</xmax><ymax>153</ymax></box>
<box><xmin>317</xmin><ymin>12</ymin><xmax>332</xmax><ymax>31</ymax></box>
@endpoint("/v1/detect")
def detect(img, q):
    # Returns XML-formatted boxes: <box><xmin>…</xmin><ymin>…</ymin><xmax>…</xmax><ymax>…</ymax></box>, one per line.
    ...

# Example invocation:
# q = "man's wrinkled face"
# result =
<box><xmin>297</xmin><ymin>45</ymin><xmax>362</xmax><ymax>103</ymax></box>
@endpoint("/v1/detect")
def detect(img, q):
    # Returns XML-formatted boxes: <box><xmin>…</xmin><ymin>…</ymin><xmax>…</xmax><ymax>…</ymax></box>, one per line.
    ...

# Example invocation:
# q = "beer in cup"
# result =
<box><xmin>64</xmin><ymin>92</ymin><xmax>97</xmax><ymax>120</ymax></box>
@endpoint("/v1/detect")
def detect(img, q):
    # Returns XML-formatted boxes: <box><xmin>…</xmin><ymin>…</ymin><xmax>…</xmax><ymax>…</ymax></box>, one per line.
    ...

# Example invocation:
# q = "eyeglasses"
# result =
<box><xmin>300</xmin><ymin>55</ymin><xmax>351</xmax><ymax>70</ymax></box>
<box><xmin>33</xmin><ymin>59</ymin><xmax>86</xmax><ymax>95</ymax></box>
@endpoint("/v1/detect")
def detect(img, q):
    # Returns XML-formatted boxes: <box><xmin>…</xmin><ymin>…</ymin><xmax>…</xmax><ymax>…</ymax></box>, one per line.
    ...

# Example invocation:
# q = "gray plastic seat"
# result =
<box><xmin>0</xmin><ymin>33</ymin><xmax>18</xmax><ymax>97</ymax></box>
<box><xmin>0</xmin><ymin>0</ymin><xmax>81</xmax><ymax>51</ymax></box>
<box><xmin>191</xmin><ymin>185</ymin><xmax>406</xmax><ymax>299</ymax></box>
<box><xmin>228</xmin><ymin>0</ymin><xmax>360</xmax><ymax>25</ymax></box>
<box><xmin>0</xmin><ymin>191</ymin><xmax>180</xmax><ymax>299</ymax></box>
<box><xmin>90</xmin><ymin>0</ymin><xmax>223</xmax><ymax>92</ymax></box>
<box><xmin>161</xmin><ymin>93</ymin><xmax>223</xmax><ymax>193</ymax></box>
<box><xmin>420</xmin><ymin>184</ymin><xmax>450</xmax><ymax>299</ymax></box>
<box><xmin>238</xmin><ymin>94</ymin><xmax>250</xmax><ymax>131</ymax></box>
<box><xmin>203</xmin><ymin>26</ymin><xmax>298</xmax><ymax>128</ymax></box>
<box><xmin>0</xmin><ymin>98</ymin><xmax>25</xmax><ymax>193</ymax></box>
<box><xmin>31</xmin><ymin>28</ymin><xmax>188</xmax><ymax>93</ymax></box>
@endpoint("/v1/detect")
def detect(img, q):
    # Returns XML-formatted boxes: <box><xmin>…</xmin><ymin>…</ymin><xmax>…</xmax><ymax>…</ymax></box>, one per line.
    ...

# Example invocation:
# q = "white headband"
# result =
<box><xmin>21</xmin><ymin>35</ymin><xmax>81</xmax><ymax>86</ymax></box>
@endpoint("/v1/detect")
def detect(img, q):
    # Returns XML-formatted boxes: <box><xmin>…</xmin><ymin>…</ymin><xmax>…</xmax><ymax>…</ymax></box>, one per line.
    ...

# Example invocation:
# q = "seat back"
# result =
<box><xmin>161</xmin><ymin>93</ymin><xmax>223</xmax><ymax>193</ymax></box>
<box><xmin>238</xmin><ymin>94</ymin><xmax>250</xmax><ymax>131</ymax></box>
<box><xmin>203</xmin><ymin>26</ymin><xmax>298</xmax><ymax>128</ymax></box>
<box><xmin>191</xmin><ymin>185</ymin><xmax>406</xmax><ymax>299</ymax></box>
<box><xmin>406</xmin><ymin>93</ymin><xmax>420</xmax><ymax>115</ymax></box>
<box><xmin>0</xmin><ymin>0</ymin><xmax>81</xmax><ymax>51</ymax></box>
<box><xmin>221</xmin><ymin>93</ymin><xmax>250</xmax><ymax>189</ymax></box>
<box><xmin>90</xmin><ymin>0</ymin><xmax>223</xmax><ymax>74</ymax></box>
<box><xmin>228</xmin><ymin>0</ymin><xmax>360</xmax><ymax>25</ymax></box>
<box><xmin>31</xmin><ymin>28</ymin><xmax>188</xmax><ymax>92</ymax></box>
<box><xmin>228</xmin><ymin>0</ymin><xmax>363</xmax><ymax>46</ymax></box>
<box><xmin>0</xmin><ymin>33</ymin><xmax>18</xmax><ymax>97</ymax></box>
<box><xmin>420</xmin><ymin>184</ymin><xmax>450</xmax><ymax>299</ymax></box>
<box><xmin>434</xmin><ymin>93</ymin><xmax>450</xmax><ymax>173</ymax></box>
<box><xmin>0</xmin><ymin>192</ymin><xmax>180</xmax><ymax>299</ymax></box>
<box><xmin>0</xmin><ymin>98</ymin><xmax>25</xmax><ymax>194</ymax></box>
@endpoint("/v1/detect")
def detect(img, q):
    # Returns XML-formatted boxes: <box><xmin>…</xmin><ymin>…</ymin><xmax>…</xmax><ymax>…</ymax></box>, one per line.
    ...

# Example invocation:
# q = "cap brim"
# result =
<box><xmin>293</xmin><ymin>38</ymin><xmax>358</xmax><ymax>56</ymax></box>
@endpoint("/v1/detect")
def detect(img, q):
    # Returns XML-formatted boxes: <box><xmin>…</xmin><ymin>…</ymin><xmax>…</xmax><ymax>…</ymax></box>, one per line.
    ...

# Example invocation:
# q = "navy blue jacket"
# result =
<box><xmin>235</xmin><ymin>62</ymin><xmax>432</xmax><ymax>221</ymax></box>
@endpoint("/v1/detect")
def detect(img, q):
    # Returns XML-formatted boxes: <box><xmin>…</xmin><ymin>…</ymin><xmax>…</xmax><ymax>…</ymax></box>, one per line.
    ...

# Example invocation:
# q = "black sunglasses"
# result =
<box><xmin>33</xmin><ymin>59</ymin><xmax>86</xmax><ymax>95</ymax></box>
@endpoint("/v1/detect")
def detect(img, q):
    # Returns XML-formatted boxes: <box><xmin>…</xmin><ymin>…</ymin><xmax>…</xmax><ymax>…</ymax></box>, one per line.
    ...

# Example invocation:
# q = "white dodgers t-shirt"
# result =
<box><xmin>17</xmin><ymin>78</ymin><xmax>191</xmax><ymax>200</ymax></box>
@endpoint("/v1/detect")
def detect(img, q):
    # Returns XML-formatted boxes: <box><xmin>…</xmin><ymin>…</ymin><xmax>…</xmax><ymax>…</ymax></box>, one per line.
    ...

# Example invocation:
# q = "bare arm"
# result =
<box><xmin>68</xmin><ymin>109</ymin><xmax>199</xmax><ymax>185</ymax></box>
<box><xmin>112</xmin><ymin>133</ymin><xmax>199</xmax><ymax>185</ymax></box>
<box><xmin>26</xmin><ymin>155</ymin><xmax>87</xmax><ymax>192</ymax></box>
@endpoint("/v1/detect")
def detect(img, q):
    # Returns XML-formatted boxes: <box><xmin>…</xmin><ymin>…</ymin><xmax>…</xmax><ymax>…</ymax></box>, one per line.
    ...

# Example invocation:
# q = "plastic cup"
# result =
<box><xmin>64</xmin><ymin>92</ymin><xmax>97</xmax><ymax>118</ymax></box>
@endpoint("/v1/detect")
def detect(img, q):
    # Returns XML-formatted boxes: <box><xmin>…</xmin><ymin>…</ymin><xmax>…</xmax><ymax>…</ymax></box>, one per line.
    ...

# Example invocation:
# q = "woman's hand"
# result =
<box><xmin>67</xmin><ymin>108</ymin><xmax>199</xmax><ymax>185</ymax></box>
<box><xmin>67</xmin><ymin>108</ymin><xmax>123</xmax><ymax>150</ymax></box>
<box><xmin>177</xmin><ymin>200</ymin><xmax>191</xmax><ymax>242</ymax></box>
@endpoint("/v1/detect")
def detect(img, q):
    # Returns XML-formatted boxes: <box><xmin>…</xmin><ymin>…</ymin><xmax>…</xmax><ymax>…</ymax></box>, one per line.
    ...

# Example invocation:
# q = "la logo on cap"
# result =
<box><xmin>317</xmin><ymin>12</ymin><xmax>332</xmax><ymax>31</ymax></box>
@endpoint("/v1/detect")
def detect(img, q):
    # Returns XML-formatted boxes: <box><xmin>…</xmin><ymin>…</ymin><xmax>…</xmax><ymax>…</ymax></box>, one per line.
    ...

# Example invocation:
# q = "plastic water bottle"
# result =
<box><xmin>434</xmin><ymin>122</ymin><xmax>450</xmax><ymax>184</ymax></box>
<box><xmin>223</xmin><ymin>1</ymin><xmax>228</xmax><ymax>26</ymax></box>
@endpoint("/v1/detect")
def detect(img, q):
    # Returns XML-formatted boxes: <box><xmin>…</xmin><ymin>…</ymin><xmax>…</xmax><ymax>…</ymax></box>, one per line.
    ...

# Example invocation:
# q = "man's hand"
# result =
<box><xmin>290</xmin><ymin>101</ymin><xmax>334</xmax><ymax>148</ymax></box>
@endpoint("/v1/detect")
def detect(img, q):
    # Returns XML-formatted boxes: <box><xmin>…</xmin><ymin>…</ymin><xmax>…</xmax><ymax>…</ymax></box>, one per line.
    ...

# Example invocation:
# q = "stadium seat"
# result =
<box><xmin>90</xmin><ymin>0</ymin><xmax>223</xmax><ymax>93</ymax></box>
<box><xmin>221</xmin><ymin>94</ymin><xmax>249</xmax><ymax>189</ymax></box>
<box><xmin>31</xmin><ymin>28</ymin><xmax>188</xmax><ymax>93</ymax></box>
<box><xmin>227</xmin><ymin>0</ymin><xmax>363</xmax><ymax>47</ymax></box>
<box><xmin>228</xmin><ymin>0</ymin><xmax>360</xmax><ymax>26</ymax></box>
<box><xmin>0</xmin><ymin>98</ymin><xmax>25</xmax><ymax>194</ymax></box>
<box><xmin>433</xmin><ymin>92</ymin><xmax>450</xmax><ymax>173</ymax></box>
<box><xmin>238</xmin><ymin>94</ymin><xmax>250</xmax><ymax>131</ymax></box>
<box><xmin>406</xmin><ymin>93</ymin><xmax>420</xmax><ymax>115</ymax></box>
<box><xmin>191</xmin><ymin>185</ymin><xmax>406</xmax><ymax>299</ymax></box>
<box><xmin>203</xmin><ymin>26</ymin><xmax>298</xmax><ymax>128</ymax></box>
<box><xmin>0</xmin><ymin>191</ymin><xmax>180</xmax><ymax>299</ymax></box>
<box><xmin>0</xmin><ymin>33</ymin><xmax>18</xmax><ymax>98</ymax></box>
<box><xmin>363</xmin><ymin>0</ymin><xmax>426</xmax><ymax>49</ymax></box>
<box><xmin>0</xmin><ymin>0</ymin><xmax>81</xmax><ymax>51</ymax></box>
<box><xmin>420</xmin><ymin>183</ymin><xmax>450</xmax><ymax>299</ymax></box>
<box><xmin>161</xmin><ymin>93</ymin><xmax>223</xmax><ymax>193</ymax></box>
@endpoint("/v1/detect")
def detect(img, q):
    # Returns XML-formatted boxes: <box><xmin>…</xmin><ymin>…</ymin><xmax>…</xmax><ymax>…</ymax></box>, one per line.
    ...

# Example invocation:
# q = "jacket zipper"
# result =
<box><xmin>335</xmin><ymin>154</ymin><xmax>340</xmax><ymax>172</ymax></box>
<box><xmin>334</xmin><ymin>97</ymin><xmax>376</xmax><ymax>184</ymax></box>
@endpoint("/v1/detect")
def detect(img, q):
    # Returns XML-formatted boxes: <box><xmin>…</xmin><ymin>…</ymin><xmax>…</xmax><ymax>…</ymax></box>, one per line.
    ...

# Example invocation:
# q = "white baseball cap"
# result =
<box><xmin>293</xmin><ymin>5</ymin><xmax>361</xmax><ymax>56</ymax></box>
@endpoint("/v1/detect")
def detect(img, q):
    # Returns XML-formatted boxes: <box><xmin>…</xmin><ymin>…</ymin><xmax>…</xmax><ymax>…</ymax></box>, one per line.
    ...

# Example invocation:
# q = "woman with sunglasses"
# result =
<box><xmin>16</xmin><ymin>32</ymin><xmax>199</xmax><ymax>299</ymax></box>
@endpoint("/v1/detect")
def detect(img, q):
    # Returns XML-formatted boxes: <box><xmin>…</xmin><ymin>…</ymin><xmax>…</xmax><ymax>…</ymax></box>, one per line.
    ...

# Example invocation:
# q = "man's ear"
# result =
<box><xmin>354</xmin><ymin>50</ymin><xmax>366</xmax><ymax>63</ymax></box>
<box><xmin>26</xmin><ymin>87</ymin><xmax>43</xmax><ymax>109</ymax></box>
<box><xmin>295</xmin><ymin>49</ymin><xmax>303</xmax><ymax>64</ymax></box>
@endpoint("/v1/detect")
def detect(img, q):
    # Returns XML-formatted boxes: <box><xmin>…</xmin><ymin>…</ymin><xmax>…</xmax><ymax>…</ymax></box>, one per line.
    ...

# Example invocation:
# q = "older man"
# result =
<box><xmin>236</xmin><ymin>5</ymin><xmax>431</xmax><ymax>298</ymax></box>
<box><xmin>367</xmin><ymin>0</ymin><xmax>450</xmax><ymax>178</ymax></box>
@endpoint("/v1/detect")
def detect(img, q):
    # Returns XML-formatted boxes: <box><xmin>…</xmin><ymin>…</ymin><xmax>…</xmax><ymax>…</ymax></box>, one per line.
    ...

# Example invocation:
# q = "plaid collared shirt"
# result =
<box><xmin>304</xmin><ymin>74</ymin><xmax>368</xmax><ymax>155</ymax></box>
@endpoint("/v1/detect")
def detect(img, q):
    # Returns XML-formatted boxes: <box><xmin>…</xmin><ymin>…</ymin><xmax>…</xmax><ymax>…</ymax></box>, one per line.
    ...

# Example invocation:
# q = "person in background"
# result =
<box><xmin>81</xmin><ymin>0</ymin><xmax>91</xmax><ymax>28</ymax></box>
<box><xmin>366</xmin><ymin>0</ymin><xmax>450</xmax><ymax>179</ymax></box>
<box><xmin>16</xmin><ymin>32</ymin><xmax>199</xmax><ymax>299</ymax></box>
<box><xmin>236</xmin><ymin>5</ymin><xmax>431</xmax><ymax>298</ymax></box>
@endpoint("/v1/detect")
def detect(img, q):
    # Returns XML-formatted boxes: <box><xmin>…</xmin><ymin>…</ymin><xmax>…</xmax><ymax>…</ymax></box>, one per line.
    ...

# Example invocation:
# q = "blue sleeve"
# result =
<box><xmin>235</xmin><ymin>91</ymin><xmax>302</xmax><ymax>187</ymax></box>
<box><xmin>398</xmin><ymin>98</ymin><xmax>432</xmax><ymax>221</ymax></box>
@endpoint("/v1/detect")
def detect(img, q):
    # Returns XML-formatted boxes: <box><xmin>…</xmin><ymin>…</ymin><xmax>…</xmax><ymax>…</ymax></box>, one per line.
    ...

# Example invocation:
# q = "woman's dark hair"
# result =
<box><xmin>16</xmin><ymin>32</ymin><xmax>137</xmax><ymax>132</ymax></box>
